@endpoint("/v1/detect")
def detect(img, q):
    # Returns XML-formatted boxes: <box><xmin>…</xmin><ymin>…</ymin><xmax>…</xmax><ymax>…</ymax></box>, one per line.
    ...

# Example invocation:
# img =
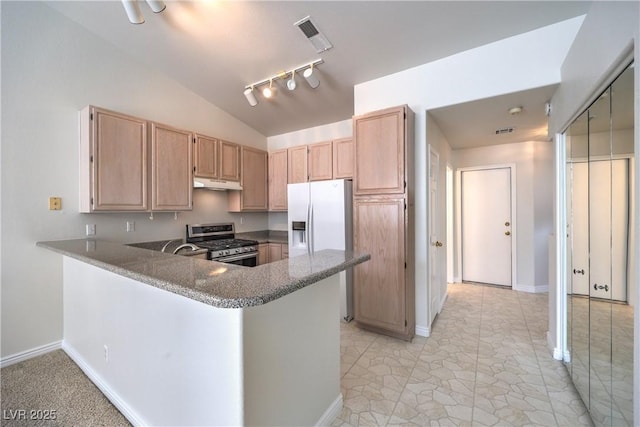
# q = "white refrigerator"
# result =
<box><xmin>288</xmin><ymin>179</ymin><xmax>354</xmax><ymax>321</ymax></box>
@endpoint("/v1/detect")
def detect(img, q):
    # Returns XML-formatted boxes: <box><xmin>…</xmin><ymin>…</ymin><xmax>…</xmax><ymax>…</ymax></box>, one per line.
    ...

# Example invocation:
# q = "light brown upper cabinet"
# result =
<box><xmin>228</xmin><ymin>146</ymin><xmax>268</xmax><ymax>212</ymax></box>
<box><xmin>150</xmin><ymin>122</ymin><xmax>194</xmax><ymax>211</ymax></box>
<box><xmin>308</xmin><ymin>141</ymin><xmax>333</xmax><ymax>181</ymax></box>
<box><xmin>288</xmin><ymin>145</ymin><xmax>308</xmax><ymax>183</ymax></box>
<box><xmin>268</xmin><ymin>149</ymin><xmax>288</xmax><ymax>211</ymax></box>
<box><xmin>80</xmin><ymin>106</ymin><xmax>148</xmax><ymax>212</ymax></box>
<box><xmin>219</xmin><ymin>140</ymin><xmax>241</xmax><ymax>182</ymax></box>
<box><xmin>354</xmin><ymin>106</ymin><xmax>408</xmax><ymax>195</ymax></box>
<box><xmin>332</xmin><ymin>138</ymin><xmax>354</xmax><ymax>179</ymax></box>
<box><xmin>193</xmin><ymin>134</ymin><xmax>218</xmax><ymax>178</ymax></box>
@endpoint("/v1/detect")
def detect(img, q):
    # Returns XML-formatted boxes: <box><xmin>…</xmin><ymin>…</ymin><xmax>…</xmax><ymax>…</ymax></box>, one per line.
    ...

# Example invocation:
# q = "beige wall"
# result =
<box><xmin>0</xmin><ymin>2</ymin><xmax>268</xmax><ymax>358</ymax></box>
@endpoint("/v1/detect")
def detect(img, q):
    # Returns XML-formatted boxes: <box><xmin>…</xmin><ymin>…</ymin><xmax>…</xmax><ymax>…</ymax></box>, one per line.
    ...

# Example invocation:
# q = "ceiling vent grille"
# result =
<box><xmin>495</xmin><ymin>127</ymin><xmax>515</xmax><ymax>135</ymax></box>
<box><xmin>294</xmin><ymin>16</ymin><xmax>333</xmax><ymax>53</ymax></box>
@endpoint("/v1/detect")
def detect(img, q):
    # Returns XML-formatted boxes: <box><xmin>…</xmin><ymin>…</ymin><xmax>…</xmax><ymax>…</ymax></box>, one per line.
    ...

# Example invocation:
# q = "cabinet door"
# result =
<box><xmin>258</xmin><ymin>243</ymin><xmax>268</xmax><ymax>265</ymax></box>
<box><xmin>220</xmin><ymin>140</ymin><xmax>241</xmax><ymax>181</ymax></box>
<box><xmin>269</xmin><ymin>149</ymin><xmax>288</xmax><ymax>211</ymax></box>
<box><xmin>150</xmin><ymin>122</ymin><xmax>193</xmax><ymax>211</ymax></box>
<box><xmin>354</xmin><ymin>106</ymin><xmax>406</xmax><ymax>195</ymax></box>
<box><xmin>288</xmin><ymin>146</ymin><xmax>308</xmax><ymax>183</ymax></box>
<box><xmin>239</xmin><ymin>146</ymin><xmax>268</xmax><ymax>211</ymax></box>
<box><xmin>81</xmin><ymin>106</ymin><xmax>148</xmax><ymax>212</ymax></box>
<box><xmin>268</xmin><ymin>243</ymin><xmax>282</xmax><ymax>262</ymax></box>
<box><xmin>332</xmin><ymin>138</ymin><xmax>354</xmax><ymax>179</ymax></box>
<box><xmin>308</xmin><ymin>141</ymin><xmax>333</xmax><ymax>181</ymax></box>
<box><xmin>354</xmin><ymin>196</ymin><xmax>407</xmax><ymax>335</ymax></box>
<box><xmin>194</xmin><ymin>134</ymin><xmax>218</xmax><ymax>178</ymax></box>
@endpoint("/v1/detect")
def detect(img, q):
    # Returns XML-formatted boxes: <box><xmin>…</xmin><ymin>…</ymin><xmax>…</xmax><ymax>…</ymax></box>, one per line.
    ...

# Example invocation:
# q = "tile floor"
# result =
<box><xmin>1</xmin><ymin>282</ymin><xmax>592</xmax><ymax>426</ymax></box>
<box><xmin>333</xmin><ymin>283</ymin><xmax>593</xmax><ymax>426</ymax></box>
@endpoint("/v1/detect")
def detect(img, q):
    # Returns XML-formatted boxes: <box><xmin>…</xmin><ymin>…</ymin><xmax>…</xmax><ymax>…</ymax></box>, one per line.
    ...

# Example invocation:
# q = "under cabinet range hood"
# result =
<box><xmin>193</xmin><ymin>178</ymin><xmax>242</xmax><ymax>191</ymax></box>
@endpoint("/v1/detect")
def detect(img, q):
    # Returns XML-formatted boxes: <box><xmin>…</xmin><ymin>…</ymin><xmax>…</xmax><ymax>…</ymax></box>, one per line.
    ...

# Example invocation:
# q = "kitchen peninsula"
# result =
<box><xmin>37</xmin><ymin>239</ymin><xmax>369</xmax><ymax>426</ymax></box>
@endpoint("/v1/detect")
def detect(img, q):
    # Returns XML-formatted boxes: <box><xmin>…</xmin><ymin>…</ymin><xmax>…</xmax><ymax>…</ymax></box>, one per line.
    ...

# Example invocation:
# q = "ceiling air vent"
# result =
<box><xmin>294</xmin><ymin>16</ymin><xmax>333</xmax><ymax>53</ymax></box>
<box><xmin>495</xmin><ymin>127</ymin><xmax>515</xmax><ymax>135</ymax></box>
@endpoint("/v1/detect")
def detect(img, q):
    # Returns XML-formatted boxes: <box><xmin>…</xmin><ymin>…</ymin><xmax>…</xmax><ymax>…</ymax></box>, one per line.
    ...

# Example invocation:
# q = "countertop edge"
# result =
<box><xmin>37</xmin><ymin>240</ymin><xmax>370</xmax><ymax>309</ymax></box>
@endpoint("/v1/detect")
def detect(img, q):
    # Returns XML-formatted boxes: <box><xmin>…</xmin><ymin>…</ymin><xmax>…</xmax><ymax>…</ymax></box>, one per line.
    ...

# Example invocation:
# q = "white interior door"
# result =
<box><xmin>429</xmin><ymin>147</ymin><xmax>440</xmax><ymax>324</ymax></box>
<box><xmin>461</xmin><ymin>167</ymin><xmax>512</xmax><ymax>286</ymax></box>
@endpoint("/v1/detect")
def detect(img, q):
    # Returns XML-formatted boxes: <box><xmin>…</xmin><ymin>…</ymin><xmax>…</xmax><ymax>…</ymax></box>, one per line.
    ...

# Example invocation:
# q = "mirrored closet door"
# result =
<box><xmin>566</xmin><ymin>62</ymin><xmax>635</xmax><ymax>427</ymax></box>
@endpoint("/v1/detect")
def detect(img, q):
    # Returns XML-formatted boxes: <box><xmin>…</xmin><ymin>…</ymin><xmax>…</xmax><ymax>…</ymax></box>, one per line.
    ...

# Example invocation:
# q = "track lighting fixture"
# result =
<box><xmin>303</xmin><ymin>64</ymin><xmax>320</xmax><ymax>89</ymax></box>
<box><xmin>243</xmin><ymin>59</ymin><xmax>323</xmax><ymax>107</ymax></box>
<box><xmin>263</xmin><ymin>80</ymin><xmax>277</xmax><ymax>99</ymax></box>
<box><xmin>121</xmin><ymin>0</ymin><xmax>167</xmax><ymax>24</ymax></box>
<box><xmin>286</xmin><ymin>71</ymin><xmax>297</xmax><ymax>91</ymax></box>
<box><xmin>244</xmin><ymin>87</ymin><xmax>258</xmax><ymax>107</ymax></box>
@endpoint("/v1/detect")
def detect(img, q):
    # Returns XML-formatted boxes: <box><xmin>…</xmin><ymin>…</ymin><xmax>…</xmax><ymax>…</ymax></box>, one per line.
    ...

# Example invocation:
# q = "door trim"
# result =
<box><xmin>456</xmin><ymin>163</ymin><xmax>517</xmax><ymax>288</ymax></box>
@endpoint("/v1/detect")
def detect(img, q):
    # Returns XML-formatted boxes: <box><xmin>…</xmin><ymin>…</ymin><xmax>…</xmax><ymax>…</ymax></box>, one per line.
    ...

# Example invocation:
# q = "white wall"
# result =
<box><xmin>547</xmin><ymin>0</ymin><xmax>639</xmax><ymax>419</ymax></box>
<box><xmin>354</xmin><ymin>17</ymin><xmax>582</xmax><ymax>333</ymax></box>
<box><xmin>0</xmin><ymin>2</ymin><xmax>269</xmax><ymax>358</ymax></box>
<box><xmin>267</xmin><ymin>119</ymin><xmax>352</xmax><ymax>231</ymax></box>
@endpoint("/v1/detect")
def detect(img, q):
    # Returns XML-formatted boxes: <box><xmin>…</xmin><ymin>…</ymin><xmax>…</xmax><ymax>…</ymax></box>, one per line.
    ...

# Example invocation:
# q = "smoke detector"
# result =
<box><xmin>508</xmin><ymin>106</ymin><xmax>523</xmax><ymax>115</ymax></box>
<box><xmin>294</xmin><ymin>16</ymin><xmax>333</xmax><ymax>53</ymax></box>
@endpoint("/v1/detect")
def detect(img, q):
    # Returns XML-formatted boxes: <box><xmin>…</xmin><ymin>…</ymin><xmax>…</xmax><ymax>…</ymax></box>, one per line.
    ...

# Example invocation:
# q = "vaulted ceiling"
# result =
<box><xmin>47</xmin><ymin>1</ymin><xmax>591</xmax><ymax>141</ymax></box>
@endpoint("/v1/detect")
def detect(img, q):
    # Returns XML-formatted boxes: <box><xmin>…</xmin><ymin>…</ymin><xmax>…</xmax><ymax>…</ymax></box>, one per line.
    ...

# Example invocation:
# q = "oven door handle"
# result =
<box><xmin>214</xmin><ymin>252</ymin><xmax>258</xmax><ymax>263</ymax></box>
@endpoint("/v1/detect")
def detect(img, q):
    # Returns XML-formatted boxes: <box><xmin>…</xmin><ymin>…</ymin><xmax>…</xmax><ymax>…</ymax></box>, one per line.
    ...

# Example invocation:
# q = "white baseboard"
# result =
<box><xmin>547</xmin><ymin>331</ymin><xmax>563</xmax><ymax>361</ymax></box>
<box><xmin>316</xmin><ymin>393</ymin><xmax>343</xmax><ymax>426</ymax></box>
<box><xmin>415</xmin><ymin>325</ymin><xmax>430</xmax><ymax>337</ymax></box>
<box><xmin>63</xmin><ymin>342</ymin><xmax>144</xmax><ymax>427</ymax></box>
<box><xmin>513</xmin><ymin>284</ymin><xmax>549</xmax><ymax>293</ymax></box>
<box><xmin>0</xmin><ymin>341</ymin><xmax>62</xmax><ymax>368</ymax></box>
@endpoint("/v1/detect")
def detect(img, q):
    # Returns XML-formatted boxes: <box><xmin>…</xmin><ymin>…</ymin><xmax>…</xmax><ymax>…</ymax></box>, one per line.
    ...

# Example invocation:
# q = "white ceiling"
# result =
<box><xmin>46</xmin><ymin>0</ymin><xmax>591</xmax><ymax>141</ymax></box>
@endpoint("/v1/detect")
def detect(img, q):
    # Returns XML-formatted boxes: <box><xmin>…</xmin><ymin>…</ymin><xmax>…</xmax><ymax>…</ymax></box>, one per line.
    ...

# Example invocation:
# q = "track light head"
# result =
<box><xmin>303</xmin><ymin>65</ymin><xmax>320</xmax><ymax>89</ymax></box>
<box><xmin>145</xmin><ymin>0</ymin><xmax>166</xmax><ymax>13</ymax></box>
<box><xmin>286</xmin><ymin>71</ymin><xmax>297</xmax><ymax>91</ymax></box>
<box><xmin>122</xmin><ymin>0</ymin><xmax>145</xmax><ymax>24</ymax></box>
<box><xmin>263</xmin><ymin>80</ymin><xmax>276</xmax><ymax>99</ymax></box>
<box><xmin>244</xmin><ymin>87</ymin><xmax>258</xmax><ymax>107</ymax></box>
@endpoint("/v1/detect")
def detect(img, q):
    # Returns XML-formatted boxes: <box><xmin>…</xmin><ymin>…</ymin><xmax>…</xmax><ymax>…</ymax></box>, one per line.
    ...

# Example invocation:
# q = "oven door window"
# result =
<box><xmin>212</xmin><ymin>252</ymin><xmax>257</xmax><ymax>267</ymax></box>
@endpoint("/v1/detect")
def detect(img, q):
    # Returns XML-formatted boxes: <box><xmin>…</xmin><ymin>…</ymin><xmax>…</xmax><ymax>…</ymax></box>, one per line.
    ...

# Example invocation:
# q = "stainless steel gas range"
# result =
<box><xmin>186</xmin><ymin>223</ymin><xmax>258</xmax><ymax>267</ymax></box>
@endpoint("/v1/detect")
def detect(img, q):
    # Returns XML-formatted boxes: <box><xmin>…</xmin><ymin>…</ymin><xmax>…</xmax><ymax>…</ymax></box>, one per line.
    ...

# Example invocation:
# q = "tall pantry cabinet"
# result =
<box><xmin>353</xmin><ymin>105</ymin><xmax>415</xmax><ymax>341</ymax></box>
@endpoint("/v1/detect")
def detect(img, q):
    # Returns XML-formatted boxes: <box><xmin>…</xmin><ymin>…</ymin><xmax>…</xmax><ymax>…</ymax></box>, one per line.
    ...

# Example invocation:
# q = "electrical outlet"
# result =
<box><xmin>86</xmin><ymin>224</ymin><xmax>96</xmax><ymax>236</ymax></box>
<box><xmin>126</xmin><ymin>221</ymin><xmax>135</xmax><ymax>232</ymax></box>
<box><xmin>104</xmin><ymin>345</ymin><xmax>109</xmax><ymax>362</ymax></box>
<box><xmin>48</xmin><ymin>197</ymin><xmax>62</xmax><ymax>210</ymax></box>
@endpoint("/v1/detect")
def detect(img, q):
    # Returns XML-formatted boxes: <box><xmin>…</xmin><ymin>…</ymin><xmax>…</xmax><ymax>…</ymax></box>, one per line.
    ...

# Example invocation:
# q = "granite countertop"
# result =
<box><xmin>236</xmin><ymin>230</ymin><xmax>288</xmax><ymax>244</ymax></box>
<box><xmin>37</xmin><ymin>239</ymin><xmax>369</xmax><ymax>309</ymax></box>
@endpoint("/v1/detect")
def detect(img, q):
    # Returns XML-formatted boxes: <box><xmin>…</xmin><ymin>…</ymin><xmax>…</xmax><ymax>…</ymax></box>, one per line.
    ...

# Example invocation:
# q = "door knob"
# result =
<box><xmin>505</xmin><ymin>231</ymin><xmax>511</xmax><ymax>236</ymax></box>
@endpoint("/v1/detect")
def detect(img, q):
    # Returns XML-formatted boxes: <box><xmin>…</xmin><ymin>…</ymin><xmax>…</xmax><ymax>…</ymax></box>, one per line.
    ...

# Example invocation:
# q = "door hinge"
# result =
<box><xmin>193</xmin><ymin>138</ymin><xmax>196</xmax><ymax>144</ymax></box>
<box><xmin>90</xmin><ymin>155</ymin><xmax>94</xmax><ymax>163</ymax></box>
<box><xmin>404</xmin><ymin>200</ymin><xmax>407</xmax><ymax>209</ymax></box>
<box><xmin>404</xmin><ymin>262</ymin><xmax>407</xmax><ymax>269</ymax></box>
<box><xmin>90</xmin><ymin>197</ymin><xmax>94</xmax><ymax>206</ymax></box>
<box><xmin>405</xmin><ymin>320</ymin><xmax>407</xmax><ymax>327</ymax></box>
<box><xmin>404</xmin><ymin>181</ymin><xmax>407</xmax><ymax>189</ymax></box>
<box><xmin>193</xmin><ymin>166</ymin><xmax>196</xmax><ymax>173</ymax></box>
<box><xmin>90</xmin><ymin>113</ymin><xmax>93</xmax><ymax>120</ymax></box>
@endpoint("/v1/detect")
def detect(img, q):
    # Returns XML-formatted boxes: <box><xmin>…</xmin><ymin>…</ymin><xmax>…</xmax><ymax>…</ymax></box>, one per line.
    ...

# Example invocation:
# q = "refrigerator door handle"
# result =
<box><xmin>310</xmin><ymin>204</ymin><xmax>314</xmax><ymax>254</ymax></box>
<box><xmin>306</xmin><ymin>203</ymin><xmax>311</xmax><ymax>255</ymax></box>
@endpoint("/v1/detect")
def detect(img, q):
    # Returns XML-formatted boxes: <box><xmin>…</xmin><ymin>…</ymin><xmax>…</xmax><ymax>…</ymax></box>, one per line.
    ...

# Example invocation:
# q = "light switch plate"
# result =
<box><xmin>49</xmin><ymin>197</ymin><xmax>62</xmax><ymax>210</ymax></box>
<box><xmin>86</xmin><ymin>224</ymin><xmax>96</xmax><ymax>236</ymax></box>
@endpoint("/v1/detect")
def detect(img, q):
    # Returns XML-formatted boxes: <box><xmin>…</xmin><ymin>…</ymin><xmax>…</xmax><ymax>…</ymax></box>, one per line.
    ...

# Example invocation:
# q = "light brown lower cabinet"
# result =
<box><xmin>257</xmin><ymin>243</ymin><xmax>289</xmax><ymax>265</ymax></box>
<box><xmin>258</xmin><ymin>244</ymin><xmax>268</xmax><ymax>266</ymax></box>
<box><xmin>353</xmin><ymin>195</ymin><xmax>414</xmax><ymax>340</ymax></box>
